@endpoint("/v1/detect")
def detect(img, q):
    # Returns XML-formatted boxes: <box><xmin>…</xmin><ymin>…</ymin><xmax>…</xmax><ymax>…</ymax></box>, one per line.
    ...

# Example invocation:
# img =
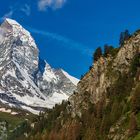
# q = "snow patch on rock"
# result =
<box><xmin>61</xmin><ymin>69</ymin><xmax>79</xmax><ymax>85</ymax></box>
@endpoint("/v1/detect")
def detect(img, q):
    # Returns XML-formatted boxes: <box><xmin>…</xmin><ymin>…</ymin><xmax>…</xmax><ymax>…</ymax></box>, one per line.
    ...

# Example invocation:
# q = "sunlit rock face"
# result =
<box><xmin>69</xmin><ymin>30</ymin><xmax>140</xmax><ymax>118</ymax></box>
<box><xmin>0</xmin><ymin>18</ymin><xmax>79</xmax><ymax>114</ymax></box>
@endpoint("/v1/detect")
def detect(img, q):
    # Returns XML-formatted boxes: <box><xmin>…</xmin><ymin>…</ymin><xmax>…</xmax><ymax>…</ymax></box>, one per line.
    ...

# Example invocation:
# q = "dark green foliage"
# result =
<box><xmin>130</xmin><ymin>53</ymin><xmax>140</xmax><ymax>76</ymax></box>
<box><xmin>8</xmin><ymin>121</ymin><xmax>31</xmax><ymax>140</ymax></box>
<box><xmin>80</xmin><ymin>75</ymin><xmax>84</xmax><ymax>80</ymax></box>
<box><xmin>109</xmin><ymin>47</ymin><xmax>119</xmax><ymax>58</ymax></box>
<box><xmin>93</xmin><ymin>47</ymin><xmax>102</xmax><ymax>62</ymax></box>
<box><xmin>30</xmin><ymin>101</ymin><xmax>68</xmax><ymax>135</ymax></box>
<box><xmin>132</xmin><ymin>85</ymin><xmax>140</xmax><ymax>113</ymax></box>
<box><xmin>89</xmin><ymin>66</ymin><xmax>93</xmax><ymax>70</ymax></box>
<box><xmin>104</xmin><ymin>44</ymin><xmax>114</xmax><ymax>57</ymax></box>
<box><xmin>119</xmin><ymin>29</ymin><xmax>131</xmax><ymax>46</ymax></box>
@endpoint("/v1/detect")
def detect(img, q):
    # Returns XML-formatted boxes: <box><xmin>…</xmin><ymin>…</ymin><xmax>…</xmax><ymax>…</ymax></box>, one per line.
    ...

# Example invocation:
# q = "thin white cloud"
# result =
<box><xmin>28</xmin><ymin>27</ymin><xmax>93</xmax><ymax>56</ymax></box>
<box><xmin>0</xmin><ymin>4</ymin><xmax>31</xmax><ymax>21</ymax></box>
<box><xmin>54</xmin><ymin>0</ymin><xmax>66</xmax><ymax>9</ymax></box>
<box><xmin>1</xmin><ymin>10</ymin><xmax>14</xmax><ymax>21</ymax></box>
<box><xmin>21</xmin><ymin>4</ymin><xmax>31</xmax><ymax>16</ymax></box>
<box><xmin>38</xmin><ymin>0</ymin><xmax>66</xmax><ymax>11</ymax></box>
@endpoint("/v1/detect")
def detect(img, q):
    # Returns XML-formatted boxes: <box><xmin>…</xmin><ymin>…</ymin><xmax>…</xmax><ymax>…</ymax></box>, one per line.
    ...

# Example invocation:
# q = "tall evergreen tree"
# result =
<box><xmin>93</xmin><ymin>47</ymin><xmax>102</xmax><ymax>62</ymax></box>
<box><xmin>104</xmin><ymin>44</ymin><xmax>114</xmax><ymax>57</ymax></box>
<box><xmin>119</xmin><ymin>29</ymin><xmax>131</xmax><ymax>46</ymax></box>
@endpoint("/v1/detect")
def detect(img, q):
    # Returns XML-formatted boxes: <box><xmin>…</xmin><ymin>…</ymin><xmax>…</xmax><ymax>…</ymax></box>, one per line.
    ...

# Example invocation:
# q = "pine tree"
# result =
<box><xmin>119</xmin><ymin>30</ymin><xmax>131</xmax><ymax>46</ymax></box>
<box><xmin>93</xmin><ymin>47</ymin><xmax>102</xmax><ymax>62</ymax></box>
<box><xmin>104</xmin><ymin>44</ymin><xmax>114</xmax><ymax>57</ymax></box>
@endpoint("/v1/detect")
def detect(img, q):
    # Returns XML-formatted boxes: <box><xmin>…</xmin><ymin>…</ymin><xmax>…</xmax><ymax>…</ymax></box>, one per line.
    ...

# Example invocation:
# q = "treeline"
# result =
<box><xmin>93</xmin><ymin>45</ymin><xmax>114</xmax><ymax>62</ymax></box>
<box><xmin>93</xmin><ymin>29</ymin><xmax>131</xmax><ymax>62</ymax></box>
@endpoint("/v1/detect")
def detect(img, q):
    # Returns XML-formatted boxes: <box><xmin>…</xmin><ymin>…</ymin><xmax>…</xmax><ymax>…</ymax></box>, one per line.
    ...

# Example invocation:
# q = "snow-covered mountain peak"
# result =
<box><xmin>0</xmin><ymin>18</ymin><xmax>39</xmax><ymax>75</ymax></box>
<box><xmin>43</xmin><ymin>61</ymin><xmax>58</xmax><ymax>82</ymax></box>
<box><xmin>0</xmin><ymin>18</ymin><xmax>79</xmax><ymax>114</ymax></box>
<box><xmin>4</xmin><ymin>18</ymin><xmax>20</xmax><ymax>26</ymax></box>
<box><xmin>44</xmin><ymin>60</ymin><xmax>52</xmax><ymax>71</ymax></box>
<box><xmin>1</xmin><ymin>18</ymin><xmax>37</xmax><ymax>49</ymax></box>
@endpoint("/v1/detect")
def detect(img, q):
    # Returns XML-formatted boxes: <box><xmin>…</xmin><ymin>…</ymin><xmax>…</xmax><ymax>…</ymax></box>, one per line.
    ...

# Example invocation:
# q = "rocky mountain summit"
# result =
<box><xmin>0</xmin><ymin>18</ymin><xmax>79</xmax><ymax>114</ymax></box>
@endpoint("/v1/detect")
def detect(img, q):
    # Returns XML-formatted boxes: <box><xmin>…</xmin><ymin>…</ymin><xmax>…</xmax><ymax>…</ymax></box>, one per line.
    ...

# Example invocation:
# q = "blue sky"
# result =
<box><xmin>1</xmin><ymin>0</ymin><xmax>140</xmax><ymax>78</ymax></box>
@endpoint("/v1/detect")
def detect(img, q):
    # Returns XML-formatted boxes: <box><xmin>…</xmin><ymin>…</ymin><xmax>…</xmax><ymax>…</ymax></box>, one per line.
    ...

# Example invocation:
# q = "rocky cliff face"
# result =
<box><xmin>0</xmin><ymin>18</ymin><xmax>79</xmax><ymax>114</ymax></box>
<box><xmin>69</xmin><ymin>31</ymin><xmax>140</xmax><ymax>117</ymax></box>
